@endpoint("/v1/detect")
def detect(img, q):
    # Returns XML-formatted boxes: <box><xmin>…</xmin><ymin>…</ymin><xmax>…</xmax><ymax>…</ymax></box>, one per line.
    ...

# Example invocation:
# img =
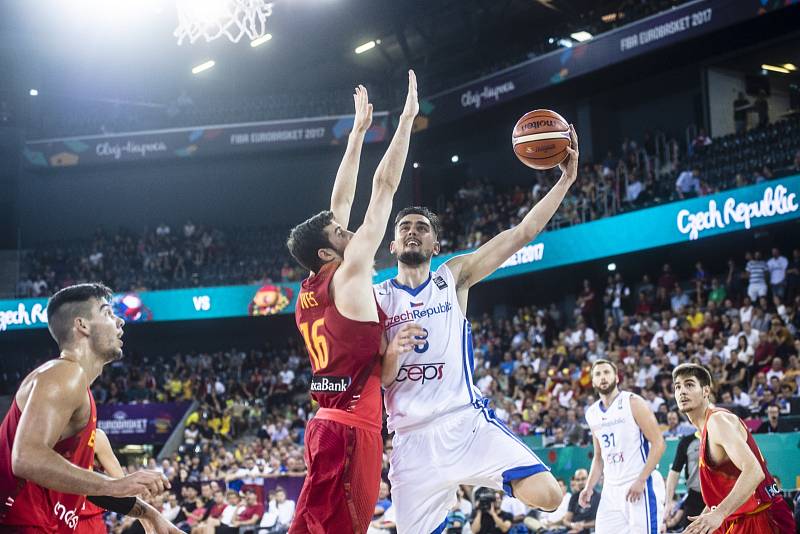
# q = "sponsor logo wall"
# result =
<box><xmin>23</xmin><ymin>113</ymin><xmax>390</xmax><ymax>169</ymax></box>
<box><xmin>97</xmin><ymin>401</ymin><xmax>193</xmax><ymax>444</ymax></box>
<box><xmin>419</xmin><ymin>0</ymin><xmax>792</xmax><ymax>127</ymax></box>
<box><xmin>2</xmin><ymin>176</ymin><xmax>797</xmax><ymax>332</ymax></box>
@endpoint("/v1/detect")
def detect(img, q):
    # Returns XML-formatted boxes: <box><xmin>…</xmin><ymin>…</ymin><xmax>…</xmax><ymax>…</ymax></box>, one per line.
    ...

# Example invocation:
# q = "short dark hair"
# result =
<box><xmin>672</xmin><ymin>363</ymin><xmax>713</xmax><ymax>388</ymax></box>
<box><xmin>590</xmin><ymin>359</ymin><xmax>618</xmax><ymax>375</ymax></box>
<box><xmin>46</xmin><ymin>283</ymin><xmax>113</xmax><ymax>347</ymax></box>
<box><xmin>394</xmin><ymin>206</ymin><xmax>441</xmax><ymax>238</ymax></box>
<box><xmin>286</xmin><ymin>210</ymin><xmax>335</xmax><ymax>273</ymax></box>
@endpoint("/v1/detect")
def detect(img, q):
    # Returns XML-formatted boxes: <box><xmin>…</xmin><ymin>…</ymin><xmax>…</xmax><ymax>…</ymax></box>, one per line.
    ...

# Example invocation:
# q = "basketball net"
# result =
<box><xmin>174</xmin><ymin>0</ymin><xmax>273</xmax><ymax>45</ymax></box>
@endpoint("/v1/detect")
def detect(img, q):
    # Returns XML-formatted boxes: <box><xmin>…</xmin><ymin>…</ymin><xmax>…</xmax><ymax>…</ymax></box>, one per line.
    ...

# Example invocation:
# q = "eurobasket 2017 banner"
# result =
<box><xmin>1</xmin><ymin>176</ymin><xmax>798</xmax><ymax>332</ymax></box>
<box><xmin>23</xmin><ymin>112</ymin><xmax>389</xmax><ymax>169</ymax></box>
<box><xmin>97</xmin><ymin>401</ymin><xmax>193</xmax><ymax>445</ymax></box>
<box><xmin>418</xmin><ymin>0</ymin><xmax>795</xmax><ymax>128</ymax></box>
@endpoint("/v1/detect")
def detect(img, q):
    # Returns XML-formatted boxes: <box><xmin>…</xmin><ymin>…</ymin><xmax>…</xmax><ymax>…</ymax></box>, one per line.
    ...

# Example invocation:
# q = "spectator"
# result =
<box><xmin>768</xmin><ymin>248</ymin><xmax>789</xmax><ymax>299</ymax></box>
<box><xmin>675</xmin><ymin>168</ymin><xmax>700</xmax><ymax>198</ymax></box>
<box><xmin>670</xmin><ymin>285</ymin><xmax>690</xmax><ymax>313</ymax></box>
<box><xmin>754</xmin><ymin>90</ymin><xmax>769</xmax><ymax>127</ymax></box>
<box><xmin>756</xmin><ymin>405</ymin><xmax>793</xmax><ymax>433</ymax></box>
<box><xmin>708</xmin><ymin>277</ymin><xmax>726</xmax><ymax>305</ymax></box>
<box><xmin>562</xmin><ymin>469</ymin><xmax>598</xmax><ymax>534</ymax></box>
<box><xmin>733</xmin><ymin>92</ymin><xmax>751</xmax><ymax>133</ymax></box>
<box><xmin>258</xmin><ymin>486</ymin><xmax>295</xmax><ymax>534</ymax></box>
<box><xmin>233</xmin><ymin>488</ymin><xmax>264</xmax><ymax>532</ymax></box>
<box><xmin>663</xmin><ymin>410</ymin><xmax>694</xmax><ymax>439</ymax></box>
<box><xmin>470</xmin><ymin>487</ymin><xmax>513</xmax><ymax>534</ymax></box>
<box><xmin>746</xmin><ymin>251</ymin><xmax>769</xmax><ymax>302</ymax></box>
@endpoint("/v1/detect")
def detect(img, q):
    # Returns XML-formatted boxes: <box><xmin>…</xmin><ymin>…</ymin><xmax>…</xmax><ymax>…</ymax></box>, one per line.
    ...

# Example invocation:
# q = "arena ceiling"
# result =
<box><xmin>0</xmin><ymin>0</ymin><xmax>687</xmax><ymax>104</ymax></box>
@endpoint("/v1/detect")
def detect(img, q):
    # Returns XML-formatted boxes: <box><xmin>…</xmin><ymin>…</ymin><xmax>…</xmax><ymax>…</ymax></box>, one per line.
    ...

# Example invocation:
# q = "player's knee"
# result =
<box><xmin>513</xmin><ymin>472</ymin><xmax>562</xmax><ymax>511</ymax></box>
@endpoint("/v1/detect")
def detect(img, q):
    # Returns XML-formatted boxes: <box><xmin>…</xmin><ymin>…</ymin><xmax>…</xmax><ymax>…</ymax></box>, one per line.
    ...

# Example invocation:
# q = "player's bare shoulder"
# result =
<box><xmin>16</xmin><ymin>359</ymin><xmax>88</xmax><ymax>412</ymax></box>
<box><xmin>706</xmin><ymin>410</ymin><xmax>744</xmax><ymax>435</ymax></box>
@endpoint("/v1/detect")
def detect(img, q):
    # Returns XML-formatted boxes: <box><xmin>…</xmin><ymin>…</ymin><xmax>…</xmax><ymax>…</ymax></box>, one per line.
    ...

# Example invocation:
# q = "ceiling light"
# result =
<box><xmin>250</xmin><ymin>34</ymin><xmax>272</xmax><ymax>47</ymax></box>
<box><xmin>355</xmin><ymin>40</ymin><xmax>377</xmax><ymax>54</ymax></box>
<box><xmin>557</xmin><ymin>38</ymin><xmax>573</xmax><ymax>48</ymax></box>
<box><xmin>192</xmin><ymin>60</ymin><xmax>215</xmax><ymax>74</ymax></box>
<box><xmin>29</xmin><ymin>89</ymin><xmax>38</xmax><ymax>96</ymax></box>
<box><xmin>601</xmin><ymin>12</ymin><xmax>619</xmax><ymax>23</ymax></box>
<box><xmin>570</xmin><ymin>31</ymin><xmax>592</xmax><ymax>42</ymax></box>
<box><xmin>451</xmin><ymin>155</ymin><xmax>459</xmax><ymax>163</ymax></box>
<box><xmin>412</xmin><ymin>162</ymin><xmax>419</xmax><ymax>169</ymax></box>
<box><xmin>762</xmin><ymin>64</ymin><xmax>790</xmax><ymax>74</ymax></box>
<box><xmin>607</xmin><ymin>263</ymin><xmax>617</xmax><ymax>271</ymax></box>
<box><xmin>783</xmin><ymin>63</ymin><xmax>797</xmax><ymax>72</ymax></box>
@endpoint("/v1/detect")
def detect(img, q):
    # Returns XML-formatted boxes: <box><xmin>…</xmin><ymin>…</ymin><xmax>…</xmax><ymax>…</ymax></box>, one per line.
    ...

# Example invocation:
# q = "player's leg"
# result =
<box><xmin>594</xmin><ymin>485</ymin><xmax>630</xmax><ymax>534</ymax></box>
<box><xmin>624</xmin><ymin>472</ymin><xmax>664</xmax><ymax>534</ymax></box>
<box><xmin>346</xmin><ymin>427</ymin><xmax>384</xmax><ymax>533</ymax></box>
<box><xmin>388</xmin><ymin>425</ymin><xmax>460</xmax><ymax>533</ymax></box>
<box><xmin>459</xmin><ymin>407</ymin><xmax>560</xmax><ymax>510</ymax></box>
<box><xmin>288</xmin><ymin>419</ymin><xmax>359</xmax><ymax>534</ymax></box>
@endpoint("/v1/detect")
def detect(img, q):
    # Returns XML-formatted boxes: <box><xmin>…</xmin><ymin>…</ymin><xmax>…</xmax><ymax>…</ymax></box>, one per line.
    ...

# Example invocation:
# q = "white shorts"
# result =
<box><xmin>388</xmin><ymin>405</ymin><xmax>550</xmax><ymax>534</ymax></box>
<box><xmin>595</xmin><ymin>471</ymin><xmax>665</xmax><ymax>534</ymax></box>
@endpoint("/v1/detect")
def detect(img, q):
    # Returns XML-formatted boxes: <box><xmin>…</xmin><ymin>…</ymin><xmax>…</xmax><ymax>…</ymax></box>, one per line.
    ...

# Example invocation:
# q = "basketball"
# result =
<box><xmin>512</xmin><ymin>109</ymin><xmax>571</xmax><ymax>170</ymax></box>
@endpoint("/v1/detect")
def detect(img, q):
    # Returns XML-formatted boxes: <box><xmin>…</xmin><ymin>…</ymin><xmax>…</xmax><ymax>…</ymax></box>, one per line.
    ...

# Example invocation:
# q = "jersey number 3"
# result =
<box><xmin>299</xmin><ymin>319</ymin><xmax>329</xmax><ymax>372</ymax></box>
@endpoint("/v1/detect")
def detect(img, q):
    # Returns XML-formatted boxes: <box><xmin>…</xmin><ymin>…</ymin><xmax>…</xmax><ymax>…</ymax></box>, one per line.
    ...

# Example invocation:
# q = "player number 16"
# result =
<box><xmin>299</xmin><ymin>318</ymin><xmax>329</xmax><ymax>372</ymax></box>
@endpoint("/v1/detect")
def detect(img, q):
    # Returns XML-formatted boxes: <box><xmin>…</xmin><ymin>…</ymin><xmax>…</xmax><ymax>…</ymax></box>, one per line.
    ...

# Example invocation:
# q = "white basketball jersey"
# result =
<box><xmin>375</xmin><ymin>263</ymin><xmax>483</xmax><ymax>433</ymax></box>
<box><xmin>585</xmin><ymin>391</ymin><xmax>651</xmax><ymax>486</ymax></box>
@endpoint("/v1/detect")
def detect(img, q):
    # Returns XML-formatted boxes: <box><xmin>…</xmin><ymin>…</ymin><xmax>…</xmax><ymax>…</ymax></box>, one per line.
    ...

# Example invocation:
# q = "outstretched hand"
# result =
<box><xmin>558</xmin><ymin>124</ymin><xmax>579</xmax><ymax>186</ymax></box>
<box><xmin>386</xmin><ymin>323</ymin><xmax>426</xmax><ymax>357</ymax></box>
<box><xmin>683</xmin><ymin>507</ymin><xmax>725</xmax><ymax>534</ymax></box>
<box><xmin>353</xmin><ymin>85</ymin><xmax>373</xmax><ymax>134</ymax></box>
<box><xmin>400</xmin><ymin>69</ymin><xmax>419</xmax><ymax>120</ymax></box>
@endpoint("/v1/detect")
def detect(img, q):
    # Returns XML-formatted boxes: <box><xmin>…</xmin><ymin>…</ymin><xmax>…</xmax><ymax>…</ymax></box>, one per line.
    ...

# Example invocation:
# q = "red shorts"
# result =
<box><xmin>716</xmin><ymin>499</ymin><xmax>796</xmax><ymax>534</ymax></box>
<box><xmin>75</xmin><ymin>513</ymin><xmax>106</xmax><ymax>534</ymax></box>
<box><xmin>289</xmin><ymin>418</ymin><xmax>382</xmax><ymax>534</ymax></box>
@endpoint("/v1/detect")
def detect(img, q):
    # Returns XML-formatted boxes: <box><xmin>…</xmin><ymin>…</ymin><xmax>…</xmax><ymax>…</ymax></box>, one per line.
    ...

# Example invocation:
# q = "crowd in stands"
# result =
<box><xmin>16</xmin><ymin>114</ymin><xmax>800</xmax><ymax>295</ymax></box>
<box><xmin>16</xmin><ymin>222</ymin><xmax>305</xmax><ymax>297</ymax></box>
<box><xmin>5</xmin><ymin>240</ymin><xmax>800</xmax><ymax>532</ymax></box>
<box><xmin>437</xmin><ymin>116</ymin><xmax>800</xmax><ymax>254</ymax></box>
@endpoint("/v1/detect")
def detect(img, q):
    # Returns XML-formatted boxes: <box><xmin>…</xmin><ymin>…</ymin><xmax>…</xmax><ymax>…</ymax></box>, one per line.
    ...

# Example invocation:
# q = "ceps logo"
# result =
<box><xmin>395</xmin><ymin>362</ymin><xmax>444</xmax><ymax>384</ymax></box>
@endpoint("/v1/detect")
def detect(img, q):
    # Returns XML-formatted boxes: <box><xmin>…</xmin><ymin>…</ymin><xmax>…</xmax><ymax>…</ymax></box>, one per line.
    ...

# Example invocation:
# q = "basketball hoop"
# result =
<box><xmin>174</xmin><ymin>0</ymin><xmax>273</xmax><ymax>45</ymax></box>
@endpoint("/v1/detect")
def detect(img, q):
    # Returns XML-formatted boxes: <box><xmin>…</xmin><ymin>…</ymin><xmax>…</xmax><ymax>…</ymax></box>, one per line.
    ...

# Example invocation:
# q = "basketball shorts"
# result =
<box><xmin>715</xmin><ymin>498</ymin><xmax>796</xmax><ymax>534</ymax></box>
<box><xmin>388</xmin><ymin>405</ymin><xmax>550</xmax><ymax>534</ymax></box>
<box><xmin>594</xmin><ymin>471</ymin><xmax>665</xmax><ymax>534</ymax></box>
<box><xmin>289</xmin><ymin>417</ymin><xmax>382</xmax><ymax>534</ymax></box>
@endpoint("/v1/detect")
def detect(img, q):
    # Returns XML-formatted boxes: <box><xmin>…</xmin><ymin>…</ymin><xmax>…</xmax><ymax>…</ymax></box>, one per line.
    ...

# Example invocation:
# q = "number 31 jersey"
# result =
<box><xmin>295</xmin><ymin>261</ymin><xmax>385</xmax><ymax>431</ymax></box>
<box><xmin>585</xmin><ymin>390</ymin><xmax>650</xmax><ymax>485</ymax></box>
<box><xmin>375</xmin><ymin>263</ymin><xmax>483</xmax><ymax>434</ymax></box>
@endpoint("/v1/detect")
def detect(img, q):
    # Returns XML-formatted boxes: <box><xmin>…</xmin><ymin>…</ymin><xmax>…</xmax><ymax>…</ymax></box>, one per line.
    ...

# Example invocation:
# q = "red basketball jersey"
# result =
<box><xmin>295</xmin><ymin>261</ymin><xmax>385</xmax><ymax>431</ymax></box>
<box><xmin>699</xmin><ymin>407</ymin><xmax>786</xmax><ymax>519</ymax></box>
<box><xmin>0</xmin><ymin>389</ymin><xmax>97</xmax><ymax>532</ymax></box>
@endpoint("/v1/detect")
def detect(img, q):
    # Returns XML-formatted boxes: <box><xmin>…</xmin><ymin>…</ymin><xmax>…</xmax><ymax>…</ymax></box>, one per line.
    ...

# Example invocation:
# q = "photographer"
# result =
<box><xmin>470</xmin><ymin>488</ymin><xmax>513</xmax><ymax>534</ymax></box>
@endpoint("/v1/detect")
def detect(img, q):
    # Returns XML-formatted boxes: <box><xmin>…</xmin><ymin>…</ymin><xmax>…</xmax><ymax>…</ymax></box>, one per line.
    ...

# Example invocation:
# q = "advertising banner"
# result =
<box><xmin>2</xmin><ymin>176</ymin><xmax>797</xmax><ymax>332</ymax></box>
<box><xmin>23</xmin><ymin>112</ymin><xmax>389</xmax><ymax>169</ymax></box>
<box><xmin>97</xmin><ymin>401</ymin><xmax>193</xmax><ymax>444</ymax></box>
<box><xmin>420</xmin><ymin>0</ymin><xmax>792</xmax><ymax>127</ymax></box>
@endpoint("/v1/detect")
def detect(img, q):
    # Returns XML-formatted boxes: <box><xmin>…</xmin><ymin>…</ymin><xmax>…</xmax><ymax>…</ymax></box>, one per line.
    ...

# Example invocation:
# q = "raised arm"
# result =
<box><xmin>685</xmin><ymin>413</ymin><xmax>765</xmax><ymax>533</ymax></box>
<box><xmin>12</xmin><ymin>363</ymin><xmax>166</xmax><ymax>498</ymax></box>
<box><xmin>446</xmin><ymin>125</ymin><xmax>579</xmax><ymax>290</ymax></box>
<box><xmin>333</xmin><ymin>71</ymin><xmax>418</xmax><ymax>323</ymax></box>
<box><xmin>627</xmin><ymin>395</ymin><xmax>666</xmax><ymax>502</ymax></box>
<box><xmin>330</xmin><ymin>85</ymin><xmax>373</xmax><ymax>229</ymax></box>
<box><xmin>94</xmin><ymin>428</ymin><xmax>125</xmax><ymax>478</ymax></box>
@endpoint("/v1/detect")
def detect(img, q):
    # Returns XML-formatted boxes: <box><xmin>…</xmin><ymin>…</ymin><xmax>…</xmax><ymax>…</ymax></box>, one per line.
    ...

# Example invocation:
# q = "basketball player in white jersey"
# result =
<box><xmin>375</xmin><ymin>126</ymin><xmax>579</xmax><ymax>533</ymax></box>
<box><xmin>579</xmin><ymin>359</ymin><xmax>666</xmax><ymax>534</ymax></box>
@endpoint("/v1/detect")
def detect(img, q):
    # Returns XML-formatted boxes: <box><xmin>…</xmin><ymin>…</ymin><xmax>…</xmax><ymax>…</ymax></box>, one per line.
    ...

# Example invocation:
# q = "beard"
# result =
<box><xmin>398</xmin><ymin>249</ymin><xmax>431</xmax><ymax>267</ymax></box>
<box><xmin>593</xmin><ymin>378</ymin><xmax>618</xmax><ymax>396</ymax></box>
